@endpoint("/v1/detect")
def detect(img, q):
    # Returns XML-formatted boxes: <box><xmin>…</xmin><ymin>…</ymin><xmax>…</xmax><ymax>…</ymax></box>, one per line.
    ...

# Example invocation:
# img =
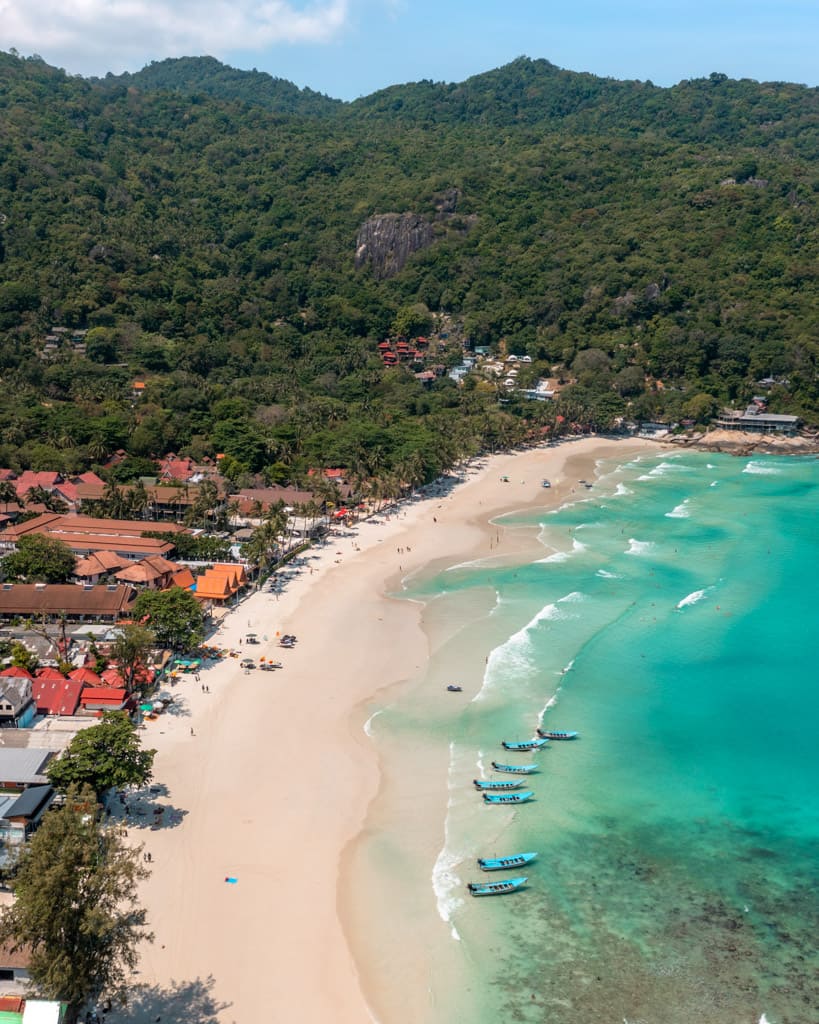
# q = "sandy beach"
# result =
<box><xmin>112</xmin><ymin>437</ymin><xmax>665</xmax><ymax>1023</ymax></box>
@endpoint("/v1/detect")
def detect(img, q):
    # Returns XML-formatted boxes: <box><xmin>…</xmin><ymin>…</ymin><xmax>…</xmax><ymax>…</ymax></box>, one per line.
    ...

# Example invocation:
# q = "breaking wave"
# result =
<box><xmin>665</xmin><ymin>498</ymin><xmax>692</xmax><ymax>519</ymax></box>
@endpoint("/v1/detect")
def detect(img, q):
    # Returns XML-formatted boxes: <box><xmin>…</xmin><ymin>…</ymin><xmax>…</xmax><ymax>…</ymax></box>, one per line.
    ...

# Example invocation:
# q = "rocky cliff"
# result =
<box><xmin>354</xmin><ymin>212</ymin><xmax>435</xmax><ymax>279</ymax></box>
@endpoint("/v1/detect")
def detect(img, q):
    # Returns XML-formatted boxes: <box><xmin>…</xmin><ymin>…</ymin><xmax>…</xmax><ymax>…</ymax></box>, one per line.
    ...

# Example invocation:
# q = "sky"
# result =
<box><xmin>2</xmin><ymin>0</ymin><xmax>818</xmax><ymax>100</ymax></box>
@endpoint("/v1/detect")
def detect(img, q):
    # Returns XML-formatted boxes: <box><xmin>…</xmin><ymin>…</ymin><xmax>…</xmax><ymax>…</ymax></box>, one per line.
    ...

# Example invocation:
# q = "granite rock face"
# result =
<box><xmin>355</xmin><ymin>212</ymin><xmax>435</xmax><ymax>279</ymax></box>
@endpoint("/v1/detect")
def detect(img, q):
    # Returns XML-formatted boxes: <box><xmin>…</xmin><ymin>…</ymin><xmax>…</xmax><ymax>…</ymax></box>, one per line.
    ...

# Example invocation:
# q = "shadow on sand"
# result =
<box><xmin>106</xmin><ymin>976</ymin><xmax>231</xmax><ymax>1024</ymax></box>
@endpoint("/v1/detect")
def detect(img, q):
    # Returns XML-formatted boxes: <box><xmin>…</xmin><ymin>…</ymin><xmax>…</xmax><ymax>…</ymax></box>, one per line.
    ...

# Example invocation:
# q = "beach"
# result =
<box><xmin>113</xmin><ymin>437</ymin><xmax>665</xmax><ymax>1023</ymax></box>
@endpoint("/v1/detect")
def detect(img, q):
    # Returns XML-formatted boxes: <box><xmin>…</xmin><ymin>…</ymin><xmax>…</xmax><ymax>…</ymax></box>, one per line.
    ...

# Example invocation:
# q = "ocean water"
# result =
<box><xmin>371</xmin><ymin>451</ymin><xmax>819</xmax><ymax>1024</ymax></box>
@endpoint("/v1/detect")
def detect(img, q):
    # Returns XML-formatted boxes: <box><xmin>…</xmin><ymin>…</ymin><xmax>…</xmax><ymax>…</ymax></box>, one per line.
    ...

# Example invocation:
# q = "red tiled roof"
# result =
<box><xmin>53</xmin><ymin>481</ymin><xmax>79</xmax><ymax>503</ymax></box>
<box><xmin>32</xmin><ymin>677</ymin><xmax>83</xmax><ymax>715</ymax></box>
<box><xmin>80</xmin><ymin>686</ymin><xmax>126</xmax><ymax>706</ymax></box>
<box><xmin>35</xmin><ymin>666</ymin><xmax>67</xmax><ymax>681</ymax></box>
<box><xmin>77</xmin><ymin>471</ymin><xmax>106</xmax><ymax>486</ymax></box>
<box><xmin>0</xmin><ymin>665</ymin><xmax>34</xmax><ymax>679</ymax></box>
<box><xmin>13</xmin><ymin>471</ymin><xmax>62</xmax><ymax>497</ymax></box>
<box><xmin>75</xmin><ymin>550</ymin><xmax>131</xmax><ymax>577</ymax></box>
<box><xmin>101</xmin><ymin>668</ymin><xmax>125</xmax><ymax>687</ymax></box>
<box><xmin>170</xmin><ymin>567</ymin><xmax>196</xmax><ymax>590</ymax></box>
<box><xmin>69</xmin><ymin>667</ymin><xmax>102</xmax><ymax>686</ymax></box>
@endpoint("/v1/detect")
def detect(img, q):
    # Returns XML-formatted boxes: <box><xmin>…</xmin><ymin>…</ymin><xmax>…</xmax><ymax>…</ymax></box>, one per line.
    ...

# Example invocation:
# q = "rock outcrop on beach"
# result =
<box><xmin>670</xmin><ymin>429</ymin><xmax>819</xmax><ymax>455</ymax></box>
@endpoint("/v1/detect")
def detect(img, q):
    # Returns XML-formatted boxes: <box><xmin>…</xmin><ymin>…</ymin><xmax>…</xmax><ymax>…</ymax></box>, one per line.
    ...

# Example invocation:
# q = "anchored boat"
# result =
<box><xmin>501</xmin><ymin>738</ymin><xmax>548</xmax><ymax>752</ymax></box>
<box><xmin>467</xmin><ymin>876</ymin><xmax>528</xmax><ymax>896</ymax></box>
<box><xmin>537</xmin><ymin>729</ymin><xmax>579</xmax><ymax>740</ymax></box>
<box><xmin>482</xmin><ymin>790</ymin><xmax>534</xmax><ymax>805</ymax></box>
<box><xmin>472</xmin><ymin>778</ymin><xmax>524</xmax><ymax>791</ymax></box>
<box><xmin>490</xmin><ymin>761</ymin><xmax>538</xmax><ymax>774</ymax></box>
<box><xmin>478</xmin><ymin>851</ymin><xmax>538</xmax><ymax>872</ymax></box>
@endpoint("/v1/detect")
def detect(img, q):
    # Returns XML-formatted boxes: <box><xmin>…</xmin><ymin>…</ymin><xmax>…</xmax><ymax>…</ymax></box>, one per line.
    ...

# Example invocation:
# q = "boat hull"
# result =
<box><xmin>537</xmin><ymin>729</ymin><xmax>578</xmax><ymax>740</ymax></box>
<box><xmin>483</xmin><ymin>790</ymin><xmax>534</xmax><ymax>804</ymax></box>
<box><xmin>502</xmin><ymin>738</ymin><xmax>548</xmax><ymax>751</ymax></box>
<box><xmin>478</xmin><ymin>852</ymin><xmax>538</xmax><ymax>872</ymax></box>
<box><xmin>473</xmin><ymin>779</ymin><xmax>524</xmax><ymax>791</ymax></box>
<box><xmin>467</xmin><ymin>876</ymin><xmax>528</xmax><ymax>896</ymax></box>
<box><xmin>491</xmin><ymin>761</ymin><xmax>538</xmax><ymax>774</ymax></box>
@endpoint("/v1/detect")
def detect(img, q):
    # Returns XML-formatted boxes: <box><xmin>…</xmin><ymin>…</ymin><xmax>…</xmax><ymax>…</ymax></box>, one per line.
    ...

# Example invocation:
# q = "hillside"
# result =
<box><xmin>0</xmin><ymin>51</ymin><xmax>817</xmax><ymax>481</ymax></box>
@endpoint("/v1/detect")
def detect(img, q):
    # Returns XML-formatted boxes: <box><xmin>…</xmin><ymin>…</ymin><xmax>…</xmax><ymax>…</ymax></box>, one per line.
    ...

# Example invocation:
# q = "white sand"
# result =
<box><xmin>116</xmin><ymin>437</ymin><xmax>663</xmax><ymax>1023</ymax></box>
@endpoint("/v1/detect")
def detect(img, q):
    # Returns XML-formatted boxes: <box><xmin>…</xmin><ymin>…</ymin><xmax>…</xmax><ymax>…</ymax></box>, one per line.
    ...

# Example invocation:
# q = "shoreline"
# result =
<box><xmin>112</xmin><ymin>436</ymin><xmax>667</xmax><ymax>1024</ymax></box>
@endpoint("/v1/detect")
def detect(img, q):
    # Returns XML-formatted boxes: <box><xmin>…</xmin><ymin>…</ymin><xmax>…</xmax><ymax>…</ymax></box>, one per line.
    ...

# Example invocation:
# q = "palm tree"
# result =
<box><xmin>0</xmin><ymin>481</ymin><xmax>18</xmax><ymax>505</ymax></box>
<box><xmin>128</xmin><ymin>479</ymin><xmax>150</xmax><ymax>520</ymax></box>
<box><xmin>87</xmin><ymin>437</ymin><xmax>109</xmax><ymax>464</ymax></box>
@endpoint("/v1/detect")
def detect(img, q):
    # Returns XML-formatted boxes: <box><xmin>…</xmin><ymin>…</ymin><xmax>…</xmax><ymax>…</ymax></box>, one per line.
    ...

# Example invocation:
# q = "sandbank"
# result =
<box><xmin>112</xmin><ymin>437</ymin><xmax>665</xmax><ymax>1023</ymax></box>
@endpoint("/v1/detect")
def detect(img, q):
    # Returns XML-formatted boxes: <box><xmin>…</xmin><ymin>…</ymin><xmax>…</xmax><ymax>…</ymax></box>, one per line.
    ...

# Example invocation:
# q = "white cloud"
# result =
<box><xmin>1</xmin><ymin>0</ymin><xmax>351</xmax><ymax>74</ymax></box>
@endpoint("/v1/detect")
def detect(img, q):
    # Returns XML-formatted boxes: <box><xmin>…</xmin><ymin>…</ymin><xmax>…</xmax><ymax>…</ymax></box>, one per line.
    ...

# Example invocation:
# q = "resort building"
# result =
<box><xmin>713</xmin><ymin>402</ymin><xmax>800</xmax><ymax>434</ymax></box>
<box><xmin>0</xmin><ymin>513</ymin><xmax>184</xmax><ymax>561</ymax></box>
<box><xmin>114</xmin><ymin>553</ymin><xmax>178</xmax><ymax>590</ymax></box>
<box><xmin>0</xmin><ymin>584</ymin><xmax>137</xmax><ymax>624</ymax></box>
<box><xmin>74</xmin><ymin>550</ymin><xmax>131</xmax><ymax>583</ymax></box>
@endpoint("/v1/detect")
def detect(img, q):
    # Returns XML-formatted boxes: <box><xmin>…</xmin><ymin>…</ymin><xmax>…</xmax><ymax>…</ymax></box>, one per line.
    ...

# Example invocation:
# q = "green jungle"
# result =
<box><xmin>1</xmin><ymin>51</ymin><xmax>817</xmax><ymax>486</ymax></box>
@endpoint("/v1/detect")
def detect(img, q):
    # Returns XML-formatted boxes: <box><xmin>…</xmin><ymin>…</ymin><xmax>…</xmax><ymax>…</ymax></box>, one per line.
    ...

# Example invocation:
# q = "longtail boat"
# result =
<box><xmin>482</xmin><ymin>790</ymin><xmax>534</xmax><ymax>805</ymax></box>
<box><xmin>537</xmin><ymin>728</ymin><xmax>579</xmax><ymax>740</ymax></box>
<box><xmin>467</xmin><ymin>876</ymin><xmax>527</xmax><ymax>896</ymax></box>
<box><xmin>478</xmin><ymin>851</ymin><xmax>538</xmax><ymax>872</ymax></box>
<box><xmin>472</xmin><ymin>778</ymin><xmax>524</xmax><ymax>791</ymax></box>
<box><xmin>491</xmin><ymin>761</ymin><xmax>538</xmax><ymax>774</ymax></box>
<box><xmin>501</xmin><ymin>738</ymin><xmax>548</xmax><ymax>752</ymax></box>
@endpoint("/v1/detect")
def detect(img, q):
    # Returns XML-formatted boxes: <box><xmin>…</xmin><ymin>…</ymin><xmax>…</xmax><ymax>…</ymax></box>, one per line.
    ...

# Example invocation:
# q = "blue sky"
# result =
<box><xmin>3</xmin><ymin>0</ymin><xmax>818</xmax><ymax>99</ymax></box>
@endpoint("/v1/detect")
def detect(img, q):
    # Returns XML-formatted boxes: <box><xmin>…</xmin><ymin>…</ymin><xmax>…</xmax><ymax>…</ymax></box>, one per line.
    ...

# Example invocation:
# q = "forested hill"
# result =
<box><xmin>98</xmin><ymin>56</ymin><xmax>342</xmax><ymax>117</ymax></box>
<box><xmin>0</xmin><ymin>51</ymin><xmax>817</xmax><ymax>481</ymax></box>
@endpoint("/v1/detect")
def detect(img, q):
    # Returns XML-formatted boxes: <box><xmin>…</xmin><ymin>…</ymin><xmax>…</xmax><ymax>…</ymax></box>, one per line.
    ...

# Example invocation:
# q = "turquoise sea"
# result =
<box><xmin>368</xmin><ymin>450</ymin><xmax>819</xmax><ymax>1024</ymax></box>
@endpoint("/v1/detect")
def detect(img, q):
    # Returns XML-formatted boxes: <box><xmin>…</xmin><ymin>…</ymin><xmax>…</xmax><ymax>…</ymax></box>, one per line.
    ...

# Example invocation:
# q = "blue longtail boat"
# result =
<box><xmin>501</xmin><ymin>738</ymin><xmax>548</xmax><ymax>751</ymax></box>
<box><xmin>473</xmin><ymin>778</ymin><xmax>524</xmax><ymax>791</ymax></box>
<box><xmin>491</xmin><ymin>761</ymin><xmax>538</xmax><ymax>774</ymax></box>
<box><xmin>482</xmin><ymin>790</ymin><xmax>534</xmax><ymax>805</ymax></box>
<box><xmin>467</xmin><ymin>876</ymin><xmax>528</xmax><ymax>896</ymax></box>
<box><xmin>478</xmin><ymin>851</ymin><xmax>538</xmax><ymax>872</ymax></box>
<box><xmin>537</xmin><ymin>728</ymin><xmax>579</xmax><ymax>740</ymax></box>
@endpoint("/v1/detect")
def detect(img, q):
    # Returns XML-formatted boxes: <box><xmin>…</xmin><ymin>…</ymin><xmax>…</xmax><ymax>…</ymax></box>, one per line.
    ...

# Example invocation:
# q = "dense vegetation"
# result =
<box><xmin>1</xmin><ymin>52</ymin><xmax>817</xmax><ymax>482</ymax></box>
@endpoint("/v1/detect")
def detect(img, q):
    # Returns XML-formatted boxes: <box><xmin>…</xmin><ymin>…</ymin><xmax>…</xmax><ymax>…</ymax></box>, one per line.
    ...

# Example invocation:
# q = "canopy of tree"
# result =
<box><xmin>1</xmin><ymin>533</ymin><xmax>77</xmax><ymax>582</ymax></box>
<box><xmin>46</xmin><ymin>710</ymin><xmax>156</xmax><ymax>798</ymax></box>
<box><xmin>132</xmin><ymin>587</ymin><xmax>205</xmax><ymax>650</ymax></box>
<box><xmin>0</xmin><ymin>51</ymin><xmax>816</xmax><ymax>485</ymax></box>
<box><xmin>0</xmin><ymin>784</ymin><xmax>151</xmax><ymax>1019</ymax></box>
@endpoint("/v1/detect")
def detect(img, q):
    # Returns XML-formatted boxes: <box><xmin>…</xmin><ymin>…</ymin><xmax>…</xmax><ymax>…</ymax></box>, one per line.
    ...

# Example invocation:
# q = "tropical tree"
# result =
<box><xmin>2</xmin><ymin>534</ymin><xmax>76</xmax><ymax>583</ymax></box>
<box><xmin>132</xmin><ymin>587</ymin><xmax>205</xmax><ymax>650</ymax></box>
<box><xmin>24</xmin><ymin>485</ymin><xmax>67</xmax><ymax>513</ymax></box>
<box><xmin>47</xmin><ymin>711</ymin><xmax>156</xmax><ymax>798</ymax></box>
<box><xmin>10</xmin><ymin>641</ymin><xmax>38</xmax><ymax>674</ymax></box>
<box><xmin>108</xmin><ymin>623</ymin><xmax>155</xmax><ymax>693</ymax></box>
<box><xmin>0</xmin><ymin>784</ymin><xmax>152</xmax><ymax>1021</ymax></box>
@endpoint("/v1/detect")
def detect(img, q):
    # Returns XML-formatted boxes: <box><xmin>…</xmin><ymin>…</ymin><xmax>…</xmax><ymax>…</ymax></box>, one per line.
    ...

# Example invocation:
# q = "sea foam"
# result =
<box><xmin>665</xmin><ymin>498</ymin><xmax>692</xmax><ymax>518</ymax></box>
<box><xmin>626</xmin><ymin>538</ymin><xmax>654</xmax><ymax>556</ymax></box>
<box><xmin>676</xmin><ymin>587</ymin><xmax>711</xmax><ymax>609</ymax></box>
<box><xmin>472</xmin><ymin>600</ymin><xmax>565</xmax><ymax>702</ymax></box>
<box><xmin>431</xmin><ymin>742</ymin><xmax>463</xmax><ymax>939</ymax></box>
<box><xmin>363</xmin><ymin>710</ymin><xmax>383</xmax><ymax>737</ymax></box>
<box><xmin>743</xmin><ymin>460</ymin><xmax>781</xmax><ymax>476</ymax></box>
